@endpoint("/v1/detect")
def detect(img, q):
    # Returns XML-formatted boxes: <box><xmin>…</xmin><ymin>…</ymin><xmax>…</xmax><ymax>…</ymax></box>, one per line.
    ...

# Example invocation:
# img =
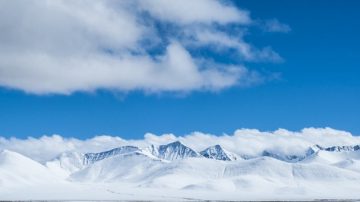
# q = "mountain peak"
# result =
<box><xmin>305</xmin><ymin>144</ymin><xmax>324</xmax><ymax>156</ymax></box>
<box><xmin>200</xmin><ymin>145</ymin><xmax>237</xmax><ymax>161</ymax></box>
<box><xmin>167</xmin><ymin>140</ymin><xmax>183</xmax><ymax>146</ymax></box>
<box><xmin>151</xmin><ymin>141</ymin><xmax>200</xmax><ymax>161</ymax></box>
<box><xmin>213</xmin><ymin>144</ymin><xmax>222</xmax><ymax>149</ymax></box>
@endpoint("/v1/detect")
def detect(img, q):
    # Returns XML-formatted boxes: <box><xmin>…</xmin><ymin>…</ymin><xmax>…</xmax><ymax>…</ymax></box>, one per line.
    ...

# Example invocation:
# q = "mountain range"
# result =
<box><xmin>1</xmin><ymin>141</ymin><xmax>360</xmax><ymax>200</ymax></box>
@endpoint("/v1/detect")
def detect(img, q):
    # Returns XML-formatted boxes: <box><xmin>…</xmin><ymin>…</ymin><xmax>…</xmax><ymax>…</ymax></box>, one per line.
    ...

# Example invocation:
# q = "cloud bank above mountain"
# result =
<box><xmin>0</xmin><ymin>127</ymin><xmax>358</xmax><ymax>163</ymax></box>
<box><xmin>0</xmin><ymin>0</ymin><xmax>289</xmax><ymax>95</ymax></box>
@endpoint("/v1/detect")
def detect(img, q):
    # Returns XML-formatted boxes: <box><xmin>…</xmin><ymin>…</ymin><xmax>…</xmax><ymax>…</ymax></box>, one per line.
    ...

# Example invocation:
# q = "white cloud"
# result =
<box><xmin>185</xmin><ymin>29</ymin><xmax>283</xmax><ymax>62</ymax></box>
<box><xmin>0</xmin><ymin>42</ymin><xmax>248</xmax><ymax>94</ymax></box>
<box><xmin>1</xmin><ymin>128</ymin><xmax>359</xmax><ymax>163</ymax></box>
<box><xmin>138</xmin><ymin>0</ymin><xmax>251</xmax><ymax>25</ymax></box>
<box><xmin>0</xmin><ymin>0</ymin><xmax>285</xmax><ymax>95</ymax></box>
<box><xmin>263</xmin><ymin>19</ymin><xmax>291</xmax><ymax>33</ymax></box>
<box><xmin>0</xmin><ymin>134</ymin><xmax>127</xmax><ymax>163</ymax></box>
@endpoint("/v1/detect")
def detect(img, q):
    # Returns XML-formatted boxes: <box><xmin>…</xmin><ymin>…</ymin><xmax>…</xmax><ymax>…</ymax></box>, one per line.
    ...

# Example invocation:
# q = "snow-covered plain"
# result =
<box><xmin>1</xmin><ymin>128</ymin><xmax>360</xmax><ymax>200</ymax></box>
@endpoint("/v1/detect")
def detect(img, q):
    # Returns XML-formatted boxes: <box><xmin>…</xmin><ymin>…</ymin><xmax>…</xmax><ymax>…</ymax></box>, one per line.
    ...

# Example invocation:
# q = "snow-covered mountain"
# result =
<box><xmin>46</xmin><ymin>151</ymin><xmax>84</xmax><ymax>178</ymax></box>
<box><xmin>2</xmin><ymin>142</ymin><xmax>360</xmax><ymax>200</ymax></box>
<box><xmin>259</xmin><ymin>144</ymin><xmax>360</xmax><ymax>163</ymax></box>
<box><xmin>261</xmin><ymin>150</ymin><xmax>306</xmax><ymax>162</ymax></box>
<box><xmin>71</xmin><ymin>150</ymin><xmax>164</xmax><ymax>183</ymax></box>
<box><xmin>0</xmin><ymin>150</ymin><xmax>63</xmax><ymax>185</ymax></box>
<box><xmin>149</xmin><ymin>141</ymin><xmax>201</xmax><ymax>161</ymax></box>
<box><xmin>81</xmin><ymin>141</ymin><xmax>202</xmax><ymax>165</ymax></box>
<box><xmin>324</xmin><ymin>145</ymin><xmax>360</xmax><ymax>152</ymax></box>
<box><xmin>302</xmin><ymin>144</ymin><xmax>360</xmax><ymax>165</ymax></box>
<box><xmin>83</xmin><ymin>146</ymin><xmax>141</xmax><ymax>165</ymax></box>
<box><xmin>200</xmin><ymin>144</ymin><xmax>237</xmax><ymax>161</ymax></box>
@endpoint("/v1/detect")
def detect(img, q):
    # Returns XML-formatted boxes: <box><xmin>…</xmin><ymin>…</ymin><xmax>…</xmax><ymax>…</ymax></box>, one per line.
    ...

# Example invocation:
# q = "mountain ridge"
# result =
<box><xmin>80</xmin><ymin>142</ymin><xmax>360</xmax><ymax>165</ymax></box>
<box><xmin>2</xmin><ymin>142</ymin><xmax>360</xmax><ymax>200</ymax></box>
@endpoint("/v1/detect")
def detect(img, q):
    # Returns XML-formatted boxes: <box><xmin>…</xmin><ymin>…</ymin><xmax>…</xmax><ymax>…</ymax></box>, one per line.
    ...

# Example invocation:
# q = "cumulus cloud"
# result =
<box><xmin>1</xmin><ymin>128</ymin><xmax>359</xmax><ymax>163</ymax></box>
<box><xmin>0</xmin><ymin>0</ymin><xmax>286</xmax><ymax>95</ymax></box>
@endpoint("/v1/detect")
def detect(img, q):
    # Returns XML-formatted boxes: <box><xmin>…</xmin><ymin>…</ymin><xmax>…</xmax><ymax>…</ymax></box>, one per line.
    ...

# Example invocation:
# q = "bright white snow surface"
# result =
<box><xmin>1</xmin><ymin>128</ymin><xmax>360</xmax><ymax>200</ymax></box>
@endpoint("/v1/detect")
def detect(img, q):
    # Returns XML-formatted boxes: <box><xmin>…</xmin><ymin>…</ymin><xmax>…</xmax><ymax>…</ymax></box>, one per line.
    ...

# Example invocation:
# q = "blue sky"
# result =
<box><xmin>0</xmin><ymin>0</ymin><xmax>359</xmax><ymax>139</ymax></box>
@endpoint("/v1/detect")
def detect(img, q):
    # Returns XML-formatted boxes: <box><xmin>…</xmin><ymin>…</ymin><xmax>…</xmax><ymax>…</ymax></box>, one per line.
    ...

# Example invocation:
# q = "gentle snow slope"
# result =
<box><xmin>0</xmin><ymin>150</ymin><xmax>62</xmax><ymax>185</ymax></box>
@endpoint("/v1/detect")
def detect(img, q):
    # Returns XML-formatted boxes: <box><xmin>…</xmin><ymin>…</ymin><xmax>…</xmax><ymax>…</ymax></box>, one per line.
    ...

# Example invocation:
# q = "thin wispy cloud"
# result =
<box><xmin>0</xmin><ymin>0</ymin><xmax>287</xmax><ymax>95</ymax></box>
<box><xmin>263</xmin><ymin>18</ymin><xmax>292</xmax><ymax>33</ymax></box>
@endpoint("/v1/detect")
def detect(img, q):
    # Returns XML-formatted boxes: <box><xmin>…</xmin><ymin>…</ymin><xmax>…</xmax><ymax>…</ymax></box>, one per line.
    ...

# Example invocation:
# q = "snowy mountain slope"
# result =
<box><xmin>83</xmin><ymin>146</ymin><xmax>142</xmax><ymax>165</ymax></box>
<box><xmin>46</xmin><ymin>142</ymin><xmax>360</xmax><ymax>184</ymax></box>
<box><xmin>301</xmin><ymin>144</ymin><xmax>360</xmax><ymax>164</ymax></box>
<box><xmin>72</xmin><ymin>154</ymin><xmax>229</xmax><ymax>189</ymax></box>
<box><xmin>149</xmin><ymin>141</ymin><xmax>201</xmax><ymax>161</ymax></box>
<box><xmin>200</xmin><ymin>144</ymin><xmax>237</xmax><ymax>161</ymax></box>
<box><xmin>333</xmin><ymin>159</ymin><xmax>360</xmax><ymax>173</ymax></box>
<box><xmin>71</xmin><ymin>151</ymin><xmax>166</xmax><ymax>183</ymax></box>
<box><xmin>2</xmin><ymin>142</ymin><xmax>360</xmax><ymax>200</ymax></box>
<box><xmin>71</xmin><ymin>150</ymin><xmax>360</xmax><ymax>191</ymax></box>
<box><xmin>259</xmin><ymin>144</ymin><xmax>360</xmax><ymax>163</ymax></box>
<box><xmin>0</xmin><ymin>150</ymin><xmax>62</xmax><ymax>185</ymax></box>
<box><xmin>45</xmin><ymin>151</ymin><xmax>84</xmax><ymax>178</ymax></box>
<box><xmin>261</xmin><ymin>150</ymin><xmax>307</xmax><ymax>162</ymax></box>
